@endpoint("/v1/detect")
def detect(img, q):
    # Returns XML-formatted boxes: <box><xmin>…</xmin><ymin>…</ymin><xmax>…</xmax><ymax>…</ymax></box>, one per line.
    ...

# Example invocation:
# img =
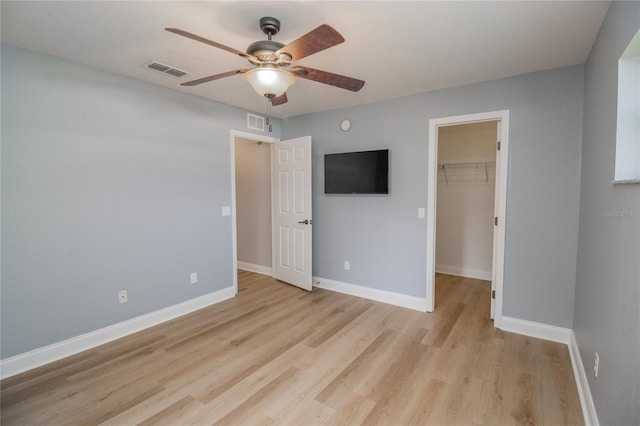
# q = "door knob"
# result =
<box><xmin>298</xmin><ymin>219</ymin><xmax>310</xmax><ymax>225</ymax></box>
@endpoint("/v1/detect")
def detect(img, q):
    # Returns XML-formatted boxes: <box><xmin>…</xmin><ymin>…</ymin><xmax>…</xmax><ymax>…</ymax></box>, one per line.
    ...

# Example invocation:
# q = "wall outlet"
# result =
<box><xmin>118</xmin><ymin>290</ymin><xmax>128</xmax><ymax>304</ymax></box>
<box><xmin>344</xmin><ymin>261</ymin><xmax>350</xmax><ymax>270</ymax></box>
<box><xmin>418</xmin><ymin>207</ymin><xmax>425</xmax><ymax>219</ymax></box>
<box><xmin>190</xmin><ymin>272</ymin><xmax>198</xmax><ymax>284</ymax></box>
<box><xmin>594</xmin><ymin>352</ymin><xmax>599</xmax><ymax>377</ymax></box>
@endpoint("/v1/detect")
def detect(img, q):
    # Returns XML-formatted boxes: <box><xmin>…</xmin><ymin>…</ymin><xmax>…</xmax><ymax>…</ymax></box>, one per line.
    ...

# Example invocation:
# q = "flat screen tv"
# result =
<box><xmin>324</xmin><ymin>149</ymin><xmax>389</xmax><ymax>194</ymax></box>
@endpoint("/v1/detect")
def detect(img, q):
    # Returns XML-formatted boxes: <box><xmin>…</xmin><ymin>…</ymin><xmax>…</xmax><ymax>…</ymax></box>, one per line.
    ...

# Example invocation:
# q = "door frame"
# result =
<box><xmin>426</xmin><ymin>110</ymin><xmax>509</xmax><ymax>329</ymax></box>
<box><xmin>230</xmin><ymin>130</ymin><xmax>279</xmax><ymax>295</ymax></box>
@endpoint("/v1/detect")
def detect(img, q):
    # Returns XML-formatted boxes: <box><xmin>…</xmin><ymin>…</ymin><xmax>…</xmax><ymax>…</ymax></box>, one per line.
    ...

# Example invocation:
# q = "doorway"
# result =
<box><xmin>426</xmin><ymin>110</ymin><xmax>509</xmax><ymax>329</ymax></box>
<box><xmin>234</xmin><ymin>137</ymin><xmax>274</xmax><ymax>276</ymax></box>
<box><xmin>436</xmin><ymin>121</ymin><xmax>497</xmax><ymax>319</ymax></box>
<box><xmin>230</xmin><ymin>131</ymin><xmax>314</xmax><ymax>294</ymax></box>
<box><xmin>230</xmin><ymin>130</ymin><xmax>278</xmax><ymax>294</ymax></box>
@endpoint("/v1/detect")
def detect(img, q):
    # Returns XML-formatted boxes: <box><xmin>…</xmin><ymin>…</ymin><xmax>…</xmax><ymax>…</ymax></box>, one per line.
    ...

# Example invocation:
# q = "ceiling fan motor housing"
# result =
<box><xmin>247</xmin><ymin>17</ymin><xmax>291</xmax><ymax>64</ymax></box>
<box><xmin>246</xmin><ymin>40</ymin><xmax>285</xmax><ymax>59</ymax></box>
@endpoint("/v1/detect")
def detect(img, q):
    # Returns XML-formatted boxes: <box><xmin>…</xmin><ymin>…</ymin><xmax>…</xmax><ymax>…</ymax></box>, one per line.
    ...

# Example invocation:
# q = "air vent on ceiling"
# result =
<box><xmin>145</xmin><ymin>61</ymin><xmax>189</xmax><ymax>78</ymax></box>
<box><xmin>247</xmin><ymin>113</ymin><xmax>265</xmax><ymax>132</ymax></box>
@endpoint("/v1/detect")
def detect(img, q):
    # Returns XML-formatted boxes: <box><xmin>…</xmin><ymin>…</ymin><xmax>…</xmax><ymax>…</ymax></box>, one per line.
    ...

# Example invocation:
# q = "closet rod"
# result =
<box><xmin>438</xmin><ymin>161</ymin><xmax>496</xmax><ymax>168</ymax></box>
<box><xmin>438</xmin><ymin>161</ymin><xmax>496</xmax><ymax>184</ymax></box>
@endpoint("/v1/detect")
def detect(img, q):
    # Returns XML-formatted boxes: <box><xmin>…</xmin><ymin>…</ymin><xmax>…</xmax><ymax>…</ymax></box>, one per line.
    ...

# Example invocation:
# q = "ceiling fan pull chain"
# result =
<box><xmin>266</xmin><ymin>98</ymin><xmax>273</xmax><ymax>132</ymax></box>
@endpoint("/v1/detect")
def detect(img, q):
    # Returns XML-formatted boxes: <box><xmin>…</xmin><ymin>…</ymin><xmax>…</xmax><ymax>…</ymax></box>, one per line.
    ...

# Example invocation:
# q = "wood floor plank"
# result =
<box><xmin>301</xmin><ymin>298</ymin><xmax>373</xmax><ymax>348</ymax></box>
<box><xmin>4</xmin><ymin>375</ymin><xmax>164</xmax><ymax>425</ymax></box>
<box><xmin>98</xmin><ymin>386</ymin><xmax>195</xmax><ymax>426</ymax></box>
<box><xmin>186</xmin><ymin>343</ymin><xmax>313</xmax><ymax>425</ymax></box>
<box><xmin>360</xmin><ymin>342</ymin><xmax>438</xmax><ymax>425</ymax></box>
<box><xmin>184</xmin><ymin>291</ymin><xmax>367</xmax><ymax>405</ymax></box>
<box><xmin>294</xmin><ymin>303</ymin><xmax>393</xmax><ymax>374</ymax></box>
<box><xmin>0</xmin><ymin>350</ymin><xmax>100</xmax><ymax>391</ymax></box>
<box><xmin>286</xmin><ymin>399</ymin><xmax>335</xmax><ymax>425</ymax></box>
<box><xmin>314</xmin><ymin>329</ymin><xmax>396</xmax><ymax>407</ymax></box>
<box><xmin>363</xmin><ymin>338</ymin><xmax>430</xmax><ymax>403</ymax></box>
<box><xmin>403</xmin><ymin>378</ymin><xmax>448</xmax><ymax>426</ymax></box>
<box><xmin>508</xmin><ymin>371</ymin><xmax>542</xmax><ymax>425</ymax></box>
<box><xmin>0</xmin><ymin>272</ymin><xmax>584</xmax><ymax>425</ymax></box>
<box><xmin>324</xmin><ymin>393</ymin><xmax>377</xmax><ymax>426</ymax></box>
<box><xmin>136</xmin><ymin>395</ymin><xmax>204</xmax><ymax>426</ymax></box>
<box><xmin>422</xmin><ymin>301</ymin><xmax>465</xmax><ymax>348</ymax></box>
<box><xmin>213</xmin><ymin>366</ymin><xmax>302</xmax><ymax>426</ymax></box>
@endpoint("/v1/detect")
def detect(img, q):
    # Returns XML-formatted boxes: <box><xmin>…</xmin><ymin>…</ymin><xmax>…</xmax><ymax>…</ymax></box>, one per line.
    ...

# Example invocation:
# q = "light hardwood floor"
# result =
<box><xmin>1</xmin><ymin>271</ymin><xmax>583</xmax><ymax>425</ymax></box>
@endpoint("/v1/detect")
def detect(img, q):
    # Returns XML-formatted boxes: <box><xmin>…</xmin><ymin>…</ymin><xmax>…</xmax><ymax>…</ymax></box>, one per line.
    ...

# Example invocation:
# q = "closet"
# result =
<box><xmin>435</xmin><ymin>121</ymin><xmax>497</xmax><ymax>281</ymax></box>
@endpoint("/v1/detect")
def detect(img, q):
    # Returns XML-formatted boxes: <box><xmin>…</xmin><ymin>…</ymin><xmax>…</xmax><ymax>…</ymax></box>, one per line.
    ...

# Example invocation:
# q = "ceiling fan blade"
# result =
<box><xmin>271</xmin><ymin>93</ymin><xmax>288</xmax><ymax>106</ymax></box>
<box><xmin>276</xmin><ymin>24</ymin><xmax>345</xmax><ymax>62</ymax></box>
<box><xmin>166</xmin><ymin>28</ymin><xmax>257</xmax><ymax>61</ymax></box>
<box><xmin>181</xmin><ymin>69</ymin><xmax>250</xmax><ymax>87</ymax></box>
<box><xmin>292</xmin><ymin>66</ymin><xmax>365</xmax><ymax>92</ymax></box>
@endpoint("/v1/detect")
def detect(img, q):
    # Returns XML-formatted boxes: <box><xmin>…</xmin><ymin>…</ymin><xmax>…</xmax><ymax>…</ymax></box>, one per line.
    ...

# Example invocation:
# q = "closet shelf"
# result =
<box><xmin>438</xmin><ymin>161</ymin><xmax>496</xmax><ymax>184</ymax></box>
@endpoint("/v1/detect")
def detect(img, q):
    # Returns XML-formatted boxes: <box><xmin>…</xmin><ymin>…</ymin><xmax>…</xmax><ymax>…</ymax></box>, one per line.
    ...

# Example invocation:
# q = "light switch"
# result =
<box><xmin>222</xmin><ymin>206</ymin><xmax>231</xmax><ymax>216</ymax></box>
<box><xmin>418</xmin><ymin>208</ymin><xmax>425</xmax><ymax>219</ymax></box>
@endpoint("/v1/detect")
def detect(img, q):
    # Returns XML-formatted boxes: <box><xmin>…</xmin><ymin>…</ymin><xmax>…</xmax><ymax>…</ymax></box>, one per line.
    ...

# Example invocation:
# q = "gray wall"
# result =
<box><xmin>574</xmin><ymin>2</ymin><xmax>640</xmax><ymax>425</ymax></box>
<box><xmin>0</xmin><ymin>45</ymin><xmax>280</xmax><ymax>358</ymax></box>
<box><xmin>283</xmin><ymin>65</ymin><xmax>584</xmax><ymax>328</ymax></box>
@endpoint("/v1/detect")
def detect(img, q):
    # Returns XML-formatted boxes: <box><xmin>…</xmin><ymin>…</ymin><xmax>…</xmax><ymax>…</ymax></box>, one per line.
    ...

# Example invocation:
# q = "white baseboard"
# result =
<box><xmin>500</xmin><ymin>317</ymin><xmax>598</xmax><ymax>424</ymax></box>
<box><xmin>569</xmin><ymin>332</ymin><xmax>600</xmax><ymax>426</ymax></box>
<box><xmin>312</xmin><ymin>276</ymin><xmax>427</xmax><ymax>312</ymax></box>
<box><xmin>436</xmin><ymin>264</ymin><xmax>492</xmax><ymax>281</ymax></box>
<box><xmin>0</xmin><ymin>286</ymin><xmax>236</xmax><ymax>379</ymax></box>
<box><xmin>500</xmin><ymin>316</ymin><xmax>572</xmax><ymax>344</ymax></box>
<box><xmin>237</xmin><ymin>261</ymin><xmax>273</xmax><ymax>276</ymax></box>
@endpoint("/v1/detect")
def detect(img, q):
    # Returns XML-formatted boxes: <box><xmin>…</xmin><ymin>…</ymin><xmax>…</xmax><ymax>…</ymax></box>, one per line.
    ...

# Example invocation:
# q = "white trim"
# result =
<box><xmin>271</xmin><ymin>143</ymin><xmax>277</xmax><ymax>277</ymax></box>
<box><xmin>435</xmin><ymin>264</ymin><xmax>492</xmax><ymax>281</ymax></box>
<box><xmin>500</xmin><ymin>316</ymin><xmax>572</xmax><ymax>344</ymax></box>
<box><xmin>313</xmin><ymin>276</ymin><xmax>428</xmax><ymax>312</ymax></box>
<box><xmin>427</xmin><ymin>110</ymin><xmax>509</xmax><ymax>327</ymax></box>
<box><xmin>0</xmin><ymin>286</ymin><xmax>235</xmax><ymax>379</ymax></box>
<box><xmin>230</xmin><ymin>130</ymin><xmax>279</xmax><ymax>295</ymax></box>
<box><xmin>569</xmin><ymin>333</ymin><xmax>600</xmax><ymax>426</ymax></box>
<box><xmin>237</xmin><ymin>261</ymin><xmax>273</xmax><ymax>276</ymax></box>
<box><xmin>426</xmin><ymin>121</ymin><xmax>438</xmax><ymax>312</ymax></box>
<box><xmin>611</xmin><ymin>178</ymin><xmax>640</xmax><ymax>185</ymax></box>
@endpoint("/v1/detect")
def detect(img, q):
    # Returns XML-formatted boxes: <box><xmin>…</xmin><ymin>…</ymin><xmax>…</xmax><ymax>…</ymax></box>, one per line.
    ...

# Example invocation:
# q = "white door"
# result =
<box><xmin>272</xmin><ymin>136</ymin><xmax>313</xmax><ymax>291</ymax></box>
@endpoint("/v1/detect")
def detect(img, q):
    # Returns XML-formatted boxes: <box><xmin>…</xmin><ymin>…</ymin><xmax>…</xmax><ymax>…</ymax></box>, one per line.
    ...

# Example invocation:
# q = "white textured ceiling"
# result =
<box><xmin>1</xmin><ymin>1</ymin><xmax>610</xmax><ymax>118</ymax></box>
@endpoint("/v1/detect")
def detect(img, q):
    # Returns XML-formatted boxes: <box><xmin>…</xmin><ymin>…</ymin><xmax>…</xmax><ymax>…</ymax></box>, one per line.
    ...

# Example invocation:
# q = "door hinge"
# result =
<box><xmin>497</xmin><ymin>141</ymin><xmax>501</xmax><ymax>151</ymax></box>
<box><xmin>494</xmin><ymin>217</ymin><xmax>498</xmax><ymax>226</ymax></box>
<box><xmin>492</xmin><ymin>290</ymin><xmax>496</xmax><ymax>299</ymax></box>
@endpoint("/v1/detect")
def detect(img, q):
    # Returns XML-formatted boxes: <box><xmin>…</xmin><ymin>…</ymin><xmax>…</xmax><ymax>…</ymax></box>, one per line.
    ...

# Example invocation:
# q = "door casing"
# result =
<box><xmin>426</xmin><ymin>110</ymin><xmax>509</xmax><ymax>329</ymax></box>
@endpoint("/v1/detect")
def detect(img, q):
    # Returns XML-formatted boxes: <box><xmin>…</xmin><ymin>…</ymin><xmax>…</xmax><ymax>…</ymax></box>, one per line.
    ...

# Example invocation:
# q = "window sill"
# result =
<box><xmin>612</xmin><ymin>178</ymin><xmax>640</xmax><ymax>185</ymax></box>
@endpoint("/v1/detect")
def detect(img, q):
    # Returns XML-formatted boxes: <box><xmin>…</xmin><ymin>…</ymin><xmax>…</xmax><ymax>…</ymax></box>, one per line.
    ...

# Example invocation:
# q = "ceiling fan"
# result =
<box><xmin>165</xmin><ymin>17</ymin><xmax>365</xmax><ymax>106</ymax></box>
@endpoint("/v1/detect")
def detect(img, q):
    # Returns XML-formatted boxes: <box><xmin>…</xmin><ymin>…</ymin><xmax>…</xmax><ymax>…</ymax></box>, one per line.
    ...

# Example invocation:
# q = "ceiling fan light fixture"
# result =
<box><xmin>245</xmin><ymin>66</ymin><xmax>295</xmax><ymax>98</ymax></box>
